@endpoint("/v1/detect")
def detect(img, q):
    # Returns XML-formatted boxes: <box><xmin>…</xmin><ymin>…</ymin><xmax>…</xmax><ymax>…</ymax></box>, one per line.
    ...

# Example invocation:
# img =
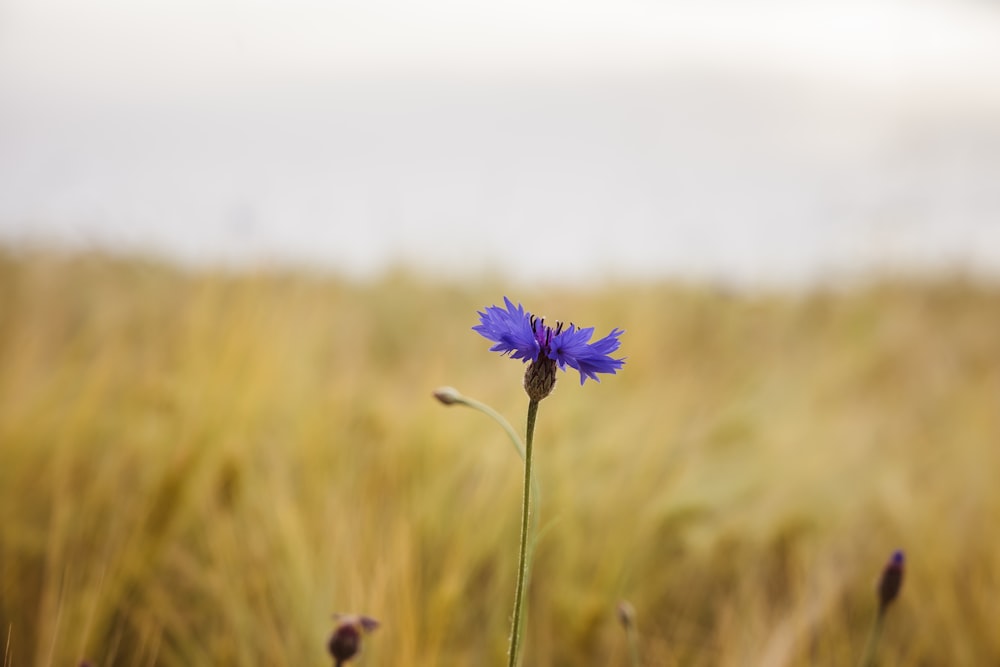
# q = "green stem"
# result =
<box><xmin>508</xmin><ymin>399</ymin><xmax>539</xmax><ymax>667</ymax></box>
<box><xmin>439</xmin><ymin>390</ymin><xmax>541</xmax><ymax>507</ymax></box>
<box><xmin>626</xmin><ymin>624</ymin><xmax>641</xmax><ymax>667</ymax></box>
<box><xmin>445</xmin><ymin>393</ymin><xmax>527</xmax><ymax>461</ymax></box>
<box><xmin>858</xmin><ymin>609</ymin><xmax>884</xmax><ymax>667</ymax></box>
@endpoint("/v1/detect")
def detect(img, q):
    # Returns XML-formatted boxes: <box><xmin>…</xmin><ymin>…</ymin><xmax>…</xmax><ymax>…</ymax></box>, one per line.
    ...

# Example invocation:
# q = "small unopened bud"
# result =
<box><xmin>328</xmin><ymin>614</ymin><xmax>379</xmax><ymax>664</ymax></box>
<box><xmin>523</xmin><ymin>358</ymin><xmax>557</xmax><ymax>401</ymax></box>
<box><xmin>878</xmin><ymin>550</ymin><xmax>905</xmax><ymax>614</ymax></box>
<box><xmin>617</xmin><ymin>600</ymin><xmax>636</xmax><ymax>629</ymax></box>
<box><xmin>433</xmin><ymin>386</ymin><xmax>463</xmax><ymax>405</ymax></box>
<box><xmin>617</xmin><ymin>600</ymin><xmax>641</xmax><ymax>667</ymax></box>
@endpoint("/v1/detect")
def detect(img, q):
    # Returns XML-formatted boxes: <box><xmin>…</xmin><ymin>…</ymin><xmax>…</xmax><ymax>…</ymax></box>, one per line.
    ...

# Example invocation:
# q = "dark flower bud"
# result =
<box><xmin>524</xmin><ymin>357</ymin><xmax>557</xmax><ymax>401</ymax></box>
<box><xmin>328</xmin><ymin>614</ymin><xmax>379</xmax><ymax>664</ymax></box>
<box><xmin>878</xmin><ymin>550</ymin><xmax>905</xmax><ymax>614</ymax></box>
<box><xmin>328</xmin><ymin>624</ymin><xmax>360</xmax><ymax>662</ymax></box>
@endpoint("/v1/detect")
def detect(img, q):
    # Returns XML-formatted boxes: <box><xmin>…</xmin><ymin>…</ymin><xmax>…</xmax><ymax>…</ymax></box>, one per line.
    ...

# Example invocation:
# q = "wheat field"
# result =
<box><xmin>1</xmin><ymin>249</ymin><xmax>998</xmax><ymax>666</ymax></box>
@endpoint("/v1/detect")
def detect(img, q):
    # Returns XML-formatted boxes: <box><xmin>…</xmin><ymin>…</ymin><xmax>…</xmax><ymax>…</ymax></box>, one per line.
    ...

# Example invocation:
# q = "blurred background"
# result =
<box><xmin>3</xmin><ymin>2</ymin><xmax>1000</xmax><ymax>666</ymax></box>
<box><xmin>2</xmin><ymin>0</ymin><xmax>999</xmax><ymax>285</ymax></box>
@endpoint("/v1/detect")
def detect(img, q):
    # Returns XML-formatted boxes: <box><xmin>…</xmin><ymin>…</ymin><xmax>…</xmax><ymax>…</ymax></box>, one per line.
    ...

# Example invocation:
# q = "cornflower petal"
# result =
<box><xmin>589</xmin><ymin>328</ymin><xmax>625</xmax><ymax>356</ymax></box>
<box><xmin>474</xmin><ymin>298</ymin><xmax>625</xmax><ymax>385</ymax></box>
<box><xmin>548</xmin><ymin>325</ymin><xmax>596</xmax><ymax>370</ymax></box>
<box><xmin>553</xmin><ymin>326</ymin><xmax>625</xmax><ymax>384</ymax></box>
<box><xmin>473</xmin><ymin>297</ymin><xmax>540</xmax><ymax>362</ymax></box>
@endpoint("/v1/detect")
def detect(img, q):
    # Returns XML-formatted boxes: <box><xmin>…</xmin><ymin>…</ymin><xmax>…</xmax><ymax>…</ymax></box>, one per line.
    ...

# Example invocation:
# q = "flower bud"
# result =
<box><xmin>328</xmin><ymin>614</ymin><xmax>379</xmax><ymax>664</ymax></box>
<box><xmin>616</xmin><ymin>600</ymin><xmax>636</xmax><ymax>630</ymax></box>
<box><xmin>433</xmin><ymin>386</ymin><xmax>463</xmax><ymax>405</ymax></box>
<box><xmin>523</xmin><ymin>357</ymin><xmax>557</xmax><ymax>401</ymax></box>
<box><xmin>878</xmin><ymin>550</ymin><xmax>905</xmax><ymax>614</ymax></box>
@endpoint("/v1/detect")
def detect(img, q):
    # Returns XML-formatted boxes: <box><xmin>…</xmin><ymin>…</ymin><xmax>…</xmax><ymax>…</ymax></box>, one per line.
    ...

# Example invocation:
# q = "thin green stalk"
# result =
<box><xmin>508</xmin><ymin>398</ymin><xmax>539</xmax><ymax>667</ymax></box>
<box><xmin>617</xmin><ymin>601</ymin><xmax>640</xmax><ymax>667</ymax></box>
<box><xmin>433</xmin><ymin>387</ymin><xmax>543</xmax><ymax>664</ymax></box>
<box><xmin>858</xmin><ymin>610</ymin><xmax>885</xmax><ymax>667</ymax></box>
<box><xmin>434</xmin><ymin>389</ymin><xmax>541</xmax><ymax>505</ymax></box>
<box><xmin>442</xmin><ymin>392</ymin><xmax>527</xmax><ymax>461</ymax></box>
<box><xmin>626</xmin><ymin>624</ymin><xmax>640</xmax><ymax>667</ymax></box>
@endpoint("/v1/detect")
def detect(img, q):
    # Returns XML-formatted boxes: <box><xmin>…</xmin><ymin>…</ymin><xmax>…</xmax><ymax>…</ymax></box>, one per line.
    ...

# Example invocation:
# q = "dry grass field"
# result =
<box><xmin>1</xmin><ymin>249</ymin><xmax>998</xmax><ymax>666</ymax></box>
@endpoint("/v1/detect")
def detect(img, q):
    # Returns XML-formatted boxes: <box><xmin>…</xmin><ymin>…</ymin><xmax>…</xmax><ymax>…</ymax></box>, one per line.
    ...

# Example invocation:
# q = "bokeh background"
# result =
<box><xmin>2</xmin><ymin>1</ymin><xmax>1000</xmax><ymax>665</ymax></box>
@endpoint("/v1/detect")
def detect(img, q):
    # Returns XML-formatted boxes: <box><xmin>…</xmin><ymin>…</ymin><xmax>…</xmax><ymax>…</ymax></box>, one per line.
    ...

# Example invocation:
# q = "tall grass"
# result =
<box><xmin>1</xmin><ymin>249</ymin><xmax>998</xmax><ymax>665</ymax></box>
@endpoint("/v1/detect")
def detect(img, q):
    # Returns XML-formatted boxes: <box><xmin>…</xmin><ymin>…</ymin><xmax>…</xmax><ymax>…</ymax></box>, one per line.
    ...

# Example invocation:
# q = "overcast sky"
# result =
<box><xmin>2</xmin><ymin>0</ymin><xmax>999</xmax><ymax>285</ymax></box>
<box><xmin>4</xmin><ymin>0</ymin><xmax>1000</xmax><ymax>96</ymax></box>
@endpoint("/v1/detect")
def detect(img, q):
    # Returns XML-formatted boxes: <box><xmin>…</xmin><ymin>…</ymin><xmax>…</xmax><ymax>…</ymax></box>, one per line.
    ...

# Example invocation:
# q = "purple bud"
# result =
<box><xmin>328</xmin><ymin>614</ymin><xmax>379</xmax><ymax>664</ymax></box>
<box><xmin>878</xmin><ymin>550</ymin><xmax>905</xmax><ymax>614</ymax></box>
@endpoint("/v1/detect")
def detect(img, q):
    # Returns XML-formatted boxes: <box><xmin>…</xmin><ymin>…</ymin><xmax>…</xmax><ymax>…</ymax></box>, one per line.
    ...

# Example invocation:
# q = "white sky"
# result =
<box><xmin>2</xmin><ymin>0</ymin><xmax>999</xmax><ymax>285</ymax></box>
<box><xmin>2</xmin><ymin>0</ymin><xmax>1000</xmax><ymax>97</ymax></box>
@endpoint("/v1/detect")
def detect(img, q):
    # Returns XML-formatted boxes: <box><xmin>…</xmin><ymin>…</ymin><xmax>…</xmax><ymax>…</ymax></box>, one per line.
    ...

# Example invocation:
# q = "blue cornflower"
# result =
<box><xmin>473</xmin><ymin>297</ymin><xmax>625</xmax><ymax>388</ymax></box>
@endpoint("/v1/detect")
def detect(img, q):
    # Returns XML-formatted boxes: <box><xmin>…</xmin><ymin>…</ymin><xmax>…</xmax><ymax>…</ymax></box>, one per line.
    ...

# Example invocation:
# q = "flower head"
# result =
<box><xmin>327</xmin><ymin>614</ymin><xmax>379</xmax><ymax>664</ymax></box>
<box><xmin>877</xmin><ymin>550</ymin><xmax>905</xmax><ymax>614</ymax></box>
<box><xmin>473</xmin><ymin>297</ymin><xmax>625</xmax><ymax>389</ymax></box>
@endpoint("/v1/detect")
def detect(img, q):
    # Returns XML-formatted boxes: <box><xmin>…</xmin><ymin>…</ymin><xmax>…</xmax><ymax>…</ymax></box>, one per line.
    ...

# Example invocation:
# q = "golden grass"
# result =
<box><xmin>1</xmin><ymin>248</ymin><xmax>998</xmax><ymax>666</ymax></box>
